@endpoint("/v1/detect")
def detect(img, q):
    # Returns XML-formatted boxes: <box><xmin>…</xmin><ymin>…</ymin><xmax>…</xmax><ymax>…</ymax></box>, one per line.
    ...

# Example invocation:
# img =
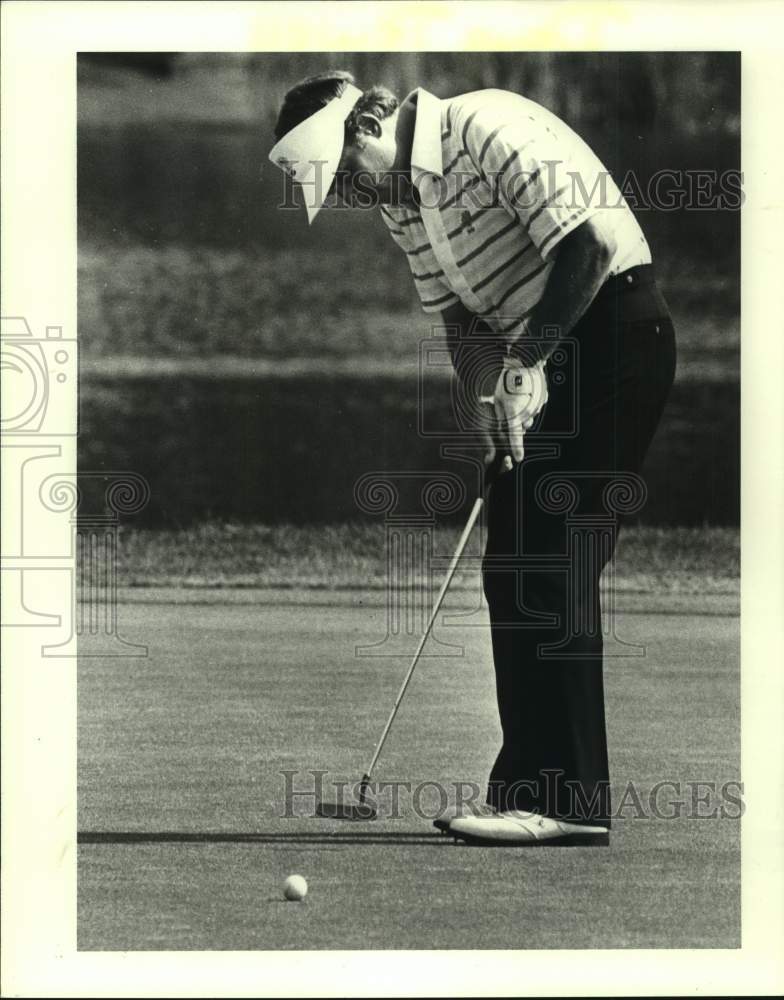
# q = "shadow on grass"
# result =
<box><xmin>78</xmin><ymin>831</ymin><xmax>445</xmax><ymax>845</ymax></box>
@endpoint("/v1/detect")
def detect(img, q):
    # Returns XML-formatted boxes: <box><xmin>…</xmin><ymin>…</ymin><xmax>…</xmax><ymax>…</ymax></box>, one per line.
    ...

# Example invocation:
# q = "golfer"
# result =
<box><xmin>269</xmin><ymin>72</ymin><xmax>676</xmax><ymax>846</ymax></box>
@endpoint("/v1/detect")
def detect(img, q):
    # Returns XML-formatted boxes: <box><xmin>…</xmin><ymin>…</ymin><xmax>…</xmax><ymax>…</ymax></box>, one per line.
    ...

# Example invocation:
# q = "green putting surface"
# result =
<box><xmin>78</xmin><ymin>598</ymin><xmax>740</xmax><ymax>950</ymax></box>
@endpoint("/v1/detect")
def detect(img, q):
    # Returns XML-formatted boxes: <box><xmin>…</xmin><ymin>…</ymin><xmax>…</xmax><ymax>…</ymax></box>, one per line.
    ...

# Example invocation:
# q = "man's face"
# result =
<box><xmin>333</xmin><ymin>116</ymin><xmax>399</xmax><ymax>207</ymax></box>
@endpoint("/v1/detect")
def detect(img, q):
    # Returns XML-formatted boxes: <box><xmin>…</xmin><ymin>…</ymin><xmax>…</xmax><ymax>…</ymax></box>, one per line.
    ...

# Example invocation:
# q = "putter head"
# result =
<box><xmin>315</xmin><ymin>773</ymin><xmax>377</xmax><ymax>820</ymax></box>
<box><xmin>315</xmin><ymin>800</ymin><xmax>377</xmax><ymax>821</ymax></box>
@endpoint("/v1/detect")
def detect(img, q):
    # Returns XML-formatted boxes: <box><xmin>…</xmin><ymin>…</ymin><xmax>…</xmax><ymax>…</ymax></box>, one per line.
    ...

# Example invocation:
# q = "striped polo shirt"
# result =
<box><xmin>380</xmin><ymin>88</ymin><xmax>651</xmax><ymax>338</ymax></box>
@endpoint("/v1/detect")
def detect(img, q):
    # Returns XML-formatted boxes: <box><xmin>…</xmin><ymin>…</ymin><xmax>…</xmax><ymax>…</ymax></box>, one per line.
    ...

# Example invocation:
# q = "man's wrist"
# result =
<box><xmin>507</xmin><ymin>316</ymin><xmax>559</xmax><ymax>367</ymax></box>
<box><xmin>507</xmin><ymin>334</ymin><xmax>546</xmax><ymax>368</ymax></box>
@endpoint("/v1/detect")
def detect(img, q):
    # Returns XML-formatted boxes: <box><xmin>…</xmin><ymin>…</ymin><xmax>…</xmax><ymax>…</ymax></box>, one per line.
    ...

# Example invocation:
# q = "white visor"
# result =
<box><xmin>268</xmin><ymin>83</ymin><xmax>363</xmax><ymax>223</ymax></box>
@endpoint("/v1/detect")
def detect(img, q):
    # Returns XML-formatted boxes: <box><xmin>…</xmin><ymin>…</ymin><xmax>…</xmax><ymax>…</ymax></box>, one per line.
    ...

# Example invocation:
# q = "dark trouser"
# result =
<box><xmin>481</xmin><ymin>266</ymin><xmax>676</xmax><ymax>827</ymax></box>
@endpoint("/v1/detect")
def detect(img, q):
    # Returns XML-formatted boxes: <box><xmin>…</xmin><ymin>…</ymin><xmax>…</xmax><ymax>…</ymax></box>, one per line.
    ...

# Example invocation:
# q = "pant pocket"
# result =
<box><xmin>624</xmin><ymin>315</ymin><xmax>677</xmax><ymax>399</ymax></box>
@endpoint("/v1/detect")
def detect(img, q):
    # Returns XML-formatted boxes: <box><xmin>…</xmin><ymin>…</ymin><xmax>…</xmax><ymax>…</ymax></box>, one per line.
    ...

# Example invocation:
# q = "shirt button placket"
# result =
<box><xmin>418</xmin><ymin>173</ymin><xmax>485</xmax><ymax>314</ymax></box>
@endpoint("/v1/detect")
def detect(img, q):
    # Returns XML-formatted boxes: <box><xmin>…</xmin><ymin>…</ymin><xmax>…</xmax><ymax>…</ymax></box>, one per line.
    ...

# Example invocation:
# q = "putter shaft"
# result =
<box><xmin>360</xmin><ymin>496</ymin><xmax>484</xmax><ymax>788</ymax></box>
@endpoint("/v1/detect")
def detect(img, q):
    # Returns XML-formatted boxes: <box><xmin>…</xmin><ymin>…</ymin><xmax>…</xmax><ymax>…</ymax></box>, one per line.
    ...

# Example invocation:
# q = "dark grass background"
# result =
<box><xmin>78</xmin><ymin>374</ymin><xmax>739</xmax><ymax>526</ymax></box>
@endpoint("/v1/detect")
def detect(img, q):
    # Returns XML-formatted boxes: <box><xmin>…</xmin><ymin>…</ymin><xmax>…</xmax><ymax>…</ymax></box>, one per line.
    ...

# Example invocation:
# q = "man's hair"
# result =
<box><xmin>273</xmin><ymin>69</ymin><xmax>399</xmax><ymax>141</ymax></box>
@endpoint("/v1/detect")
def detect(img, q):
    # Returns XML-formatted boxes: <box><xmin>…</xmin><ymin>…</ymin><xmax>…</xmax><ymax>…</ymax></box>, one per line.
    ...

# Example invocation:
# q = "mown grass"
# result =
<box><xmin>78</xmin><ymin>244</ymin><xmax>424</xmax><ymax>361</ymax></box>
<box><xmin>78</xmin><ymin>243</ymin><xmax>738</xmax><ymax>381</ymax></box>
<box><xmin>110</xmin><ymin>522</ymin><xmax>739</xmax><ymax>594</ymax></box>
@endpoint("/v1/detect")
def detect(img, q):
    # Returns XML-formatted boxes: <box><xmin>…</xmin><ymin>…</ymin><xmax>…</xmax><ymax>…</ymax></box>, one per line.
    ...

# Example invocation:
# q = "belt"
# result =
<box><xmin>598</xmin><ymin>264</ymin><xmax>656</xmax><ymax>297</ymax></box>
<box><xmin>588</xmin><ymin>263</ymin><xmax>671</xmax><ymax>327</ymax></box>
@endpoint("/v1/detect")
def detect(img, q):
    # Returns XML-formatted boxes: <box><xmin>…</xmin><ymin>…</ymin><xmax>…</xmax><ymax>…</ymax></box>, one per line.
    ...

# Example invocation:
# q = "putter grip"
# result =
<box><xmin>482</xmin><ymin>397</ymin><xmax>515</xmax><ymax>492</ymax></box>
<box><xmin>484</xmin><ymin>451</ymin><xmax>508</xmax><ymax>490</ymax></box>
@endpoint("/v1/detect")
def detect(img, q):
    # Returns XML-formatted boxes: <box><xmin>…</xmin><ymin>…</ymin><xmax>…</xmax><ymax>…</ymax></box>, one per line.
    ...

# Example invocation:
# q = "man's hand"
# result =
<box><xmin>475</xmin><ymin>399</ymin><xmax>499</xmax><ymax>468</ymax></box>
<box><xmin>492</xmin><ymin>357</ymin><xmax>548</xmax><ymax>462</ymax></box>
<box><xmin>475</xmin><ymin>397</ymin><xmax>515</xmax><ymax>488</ymax></box>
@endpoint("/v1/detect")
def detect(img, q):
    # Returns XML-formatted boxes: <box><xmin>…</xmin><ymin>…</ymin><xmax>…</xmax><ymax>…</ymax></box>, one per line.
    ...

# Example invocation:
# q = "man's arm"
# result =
<box><xmin>443</xmin><ymin>217</ymin><xmax>616</xmax><ymax>374</ymax></box>
<box><xmin>440</xmin><ymin>300</ymin><xmax>505</xmax><ymax>468</ymax></box>
<box><xmin>441</xmin><ymin>217</ymin><xmax>617</xmax><ymax>464</ymax></box>
<box><xmin>441</xmin><ymin>299</ymin><xmax>478</xmax><ymax>383</ymax></box>
<box><xmin>441</xmin><ymin>300</ymin><xmax>508</xmax><ymax>391</ymax></box>
<box><xmin>509</xmin><ymin>217</ymin><xmax>617</xmax><ymax>364</ymax></box>
<box><xmin>492</xmin><ymin>216</ymin><xmax>617</xmax><ymax>461</ymax></box>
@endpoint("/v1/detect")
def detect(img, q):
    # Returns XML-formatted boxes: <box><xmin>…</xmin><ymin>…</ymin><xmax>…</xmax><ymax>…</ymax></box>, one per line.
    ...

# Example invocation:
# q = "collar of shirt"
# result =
<box><xmin>404</xmin><ymin>87</ymin><xmax>444</xmax><ymax>189</ymax></box>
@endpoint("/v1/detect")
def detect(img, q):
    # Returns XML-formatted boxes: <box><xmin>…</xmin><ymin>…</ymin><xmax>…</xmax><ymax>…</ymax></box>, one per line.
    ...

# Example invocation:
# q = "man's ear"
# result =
<box><xmin>354</xmin><ymin>112</ymin><xmax>383</xmax><ymax>138</ymax></box>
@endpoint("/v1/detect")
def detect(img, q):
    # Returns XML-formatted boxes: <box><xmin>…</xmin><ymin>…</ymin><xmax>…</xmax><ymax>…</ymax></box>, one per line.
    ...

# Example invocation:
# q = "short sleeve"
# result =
<box><xmin>380</xmin><ymin>207</ymin><xmax>460</xmax><ymax>313</ymax></box>
<box><xmin>458</xmin><ymin>97</ymin><xmax>601</xmax><ymax>260</ymax></box>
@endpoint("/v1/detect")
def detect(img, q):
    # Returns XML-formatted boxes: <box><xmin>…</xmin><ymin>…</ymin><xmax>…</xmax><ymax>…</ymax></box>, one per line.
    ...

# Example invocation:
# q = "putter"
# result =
<box><xmin>316</xmin><ymin>398</ymin><xmax>512</xmax><ymax>821</ymax></box>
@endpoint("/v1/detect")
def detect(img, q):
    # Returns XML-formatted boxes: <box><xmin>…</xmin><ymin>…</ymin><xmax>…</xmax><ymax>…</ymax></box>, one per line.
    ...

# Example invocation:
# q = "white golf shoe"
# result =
<box><xmin>449</xmin><ymin>810</ymin><xmax>609</xmax><ymax>846</ymax></box>
<box><xmin>432</xmin><ymin>802</ymin><xmax>498</xmax><ymax>833</ymax></box>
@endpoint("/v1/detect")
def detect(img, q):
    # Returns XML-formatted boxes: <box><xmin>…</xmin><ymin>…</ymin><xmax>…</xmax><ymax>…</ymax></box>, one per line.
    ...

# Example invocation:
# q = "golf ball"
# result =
<box><xmin>283</xmin><ymin>874</ymin><xmax>308</xmax><ymax>901</ymax></box>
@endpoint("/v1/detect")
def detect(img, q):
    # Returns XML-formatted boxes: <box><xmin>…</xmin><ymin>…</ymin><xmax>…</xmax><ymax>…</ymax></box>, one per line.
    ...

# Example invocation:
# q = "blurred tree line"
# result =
<box><xmin>249</xmin><ymin>51</ymin><xmax>740</xmax><ymax>137</ymax></box>
<box><xmin>82</xmin><ymin>50</ymin><xmax>739</xmax><ymax>139</ymax></box>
